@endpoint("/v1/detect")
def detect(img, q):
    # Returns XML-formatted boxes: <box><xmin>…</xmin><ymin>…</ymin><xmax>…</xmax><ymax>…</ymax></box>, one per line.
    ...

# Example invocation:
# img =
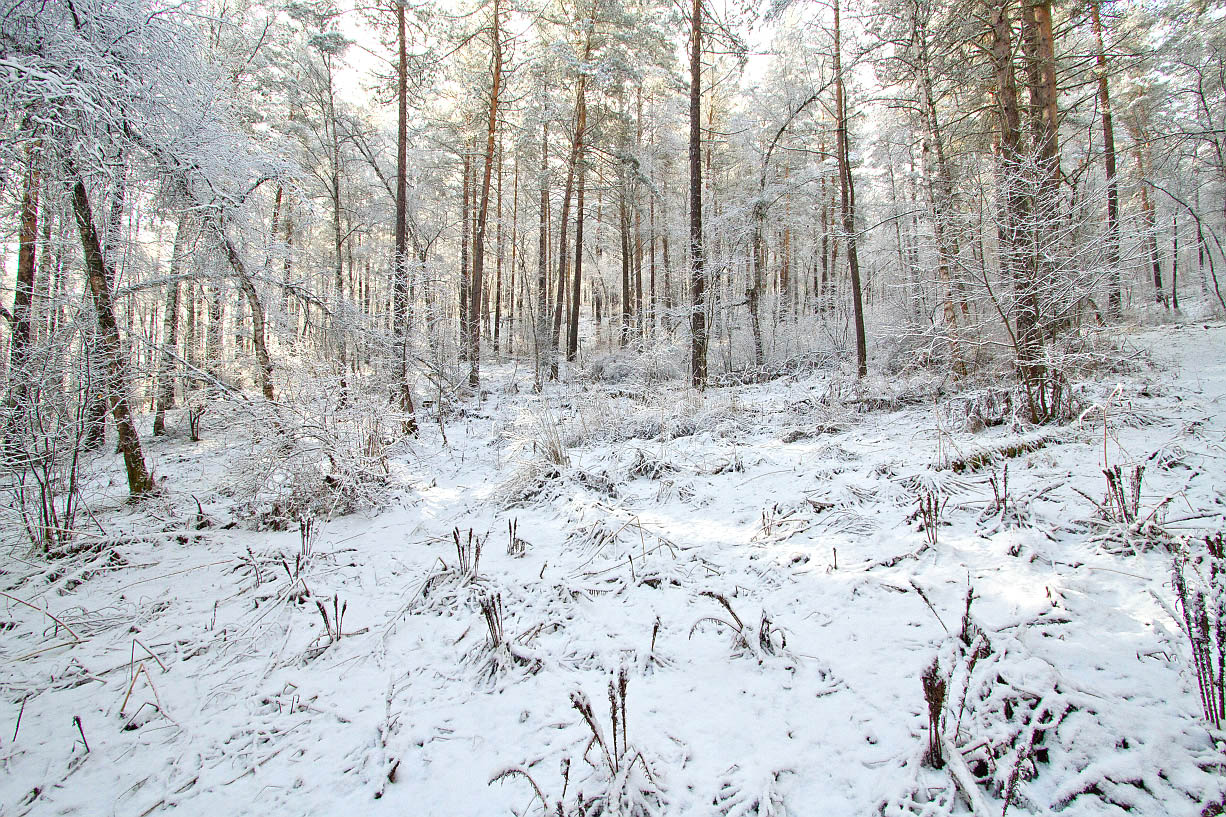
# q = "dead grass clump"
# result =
<box><xmin>468</xmin><ymin>592</ymin><xmax>543</xmax><ymax>684</ymax></box>
<box><xmin>689</xmin><ymin>591</ymin><xmax>787</xmax><ymax>663</ymax></box>
<box><xmin>625</xmin><ymin>449</ymin><xmax>678</xmax><ymax>481</ymax></box>
<box><xmin>506</xmin><ymin>519</ymin><xmax>530</xmax><ymax>558</ymax></box>
<box><xmin>414</xmin><ymin>528</ymin><xmax>488</xmax><ymax>613</ymax></box>
<box><xmin>1073</xmin><ymin>460</ymin><xmax>1174</xmax><ymax>552</ymax></box>
<box><xmin>491</xmin><ymin>667</ymin><xmax>662</xmax><ymax>816</ymax></box>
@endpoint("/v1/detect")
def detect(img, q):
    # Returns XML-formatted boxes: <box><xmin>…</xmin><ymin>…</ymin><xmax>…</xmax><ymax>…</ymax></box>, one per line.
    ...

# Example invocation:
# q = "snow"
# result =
<box><xmin>3</xmin><ymin>323</ymin><xmax>1225</xmax><ymax>816</ymax></box>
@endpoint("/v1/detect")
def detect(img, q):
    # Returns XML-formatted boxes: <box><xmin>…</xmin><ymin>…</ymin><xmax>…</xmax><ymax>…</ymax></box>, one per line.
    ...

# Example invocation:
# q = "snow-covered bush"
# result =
<box><xmin>2</xmin><ymin>335</ymin><xmax>97</xmax><ymax>553</ymax></box>
<box><xmin>226</xmin><ymin>376</ymin><xmax>393</xmax><ymax>529</ymax></box>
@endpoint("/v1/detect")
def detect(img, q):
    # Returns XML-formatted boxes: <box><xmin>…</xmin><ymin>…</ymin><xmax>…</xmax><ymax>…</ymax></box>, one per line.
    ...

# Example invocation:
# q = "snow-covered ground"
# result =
<box><xmin>3</xmin><ymin>324</ymin><xmax>1225</xmax><ymax>816</ymax></box>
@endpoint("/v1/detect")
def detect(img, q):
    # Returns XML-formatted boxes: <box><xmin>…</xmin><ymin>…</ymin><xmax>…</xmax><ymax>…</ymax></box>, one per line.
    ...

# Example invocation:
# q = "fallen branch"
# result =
<box><xmin>0</xmin><ymin>590</ymin><xmax>82</xmax><ymax>642</ymax></box>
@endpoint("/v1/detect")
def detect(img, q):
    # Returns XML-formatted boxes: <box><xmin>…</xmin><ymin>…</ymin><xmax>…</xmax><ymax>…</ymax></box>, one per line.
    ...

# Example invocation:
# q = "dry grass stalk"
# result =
<box><xmin>1172</xmin><ymin>532</ymin><xmax>1224</xmax><ymax>729</ymax></box>
<box><xmin>0</xmin><ymin>589</ymin><xmax>82</xmax><ymax>643</ymax></box>
<box><xmin>922</xmin><ymin>658</ymin><xmax>947</xmax><ymax>768</ymax></box>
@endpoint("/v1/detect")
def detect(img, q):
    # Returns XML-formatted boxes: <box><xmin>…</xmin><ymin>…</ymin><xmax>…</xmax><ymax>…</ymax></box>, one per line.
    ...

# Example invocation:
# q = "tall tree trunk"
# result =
<box><xmin>1171</xmin><ymin>213</ymin><xmax>1180</xmax><ymax>311</ymax></box>
<box><xmin>185</xmin><ymin>282</ymin><xmax>200</xmax><ymax>394</ymax></box>
<box><xmin>1089</xmin><ymin>0</ymin><xmax>1122</xmax><ymax>318</ymax></box>
<box><xmin>494</xmin><ymin>143</ymin><xmax>505</xmax><ymax>356</ymax></box>
<box><xmin>620</xmin><ymin>165</ymin><xmax>632</xmax><ymax>348</ymax></box>
<box><xmin>991</xmin><ymin>0</ymin><xmax>1045</xmax><ymax>411</ymax></box>
<box><xmin>468</xmin><ymin>0</ymin><xmax>503</xmax><ymax>389</ymax></box>
<box><xmin>748</xmin><ymin>200</ymin><xmax>766</xmax><ymax>370</ymax></box>
<box><xmin>915</xmin><ymin>11</ymin><xmax>964</xmax><ymax>375</ymax></box>
<box><xmin>460</xmin><ymin>150</ymin><xmax>472</xmax><ymax>359</ymax></box>
<box><xmin>508</xmin><ymin>154</ymin><xmax>519</xmax><ymax>356</ymax></box>
<box><xmin>835</xmin><ymin>0</ymin><xmax>867</xmax><ymax>378</ymax></box>
<box><xmin>648</xmin><ymin>185</ymin><xmax>657</xmax><ymax>339</ymax></box>
<box><xmin>393</xmin><ymin>1</ymin><xmax>417</xmax><ymax>431</ymax></box>
<box><xmin>8</xmin><ymin>144</ymin><xmax>39</xmax><ymax>399</ymax></box>
<box><xmin>216</xmin><ymin>220</ymin><xmax>274</xmax><ymax>402</ymax></box>
<box><xmin>688</xmin><ymin>0</ymin><xmax>707</xmax><ymax>388</ymax></box>
<box><xmin>550</xmin><ymin>15</ymin><xmax>593</xmax><ymax>380</ymax></box>
<box><xmin>206</xmin><ymin>286</ymin><xmax>223</xmax><ymax>381</ymax></box>
<box><xmin>85</xmin><ymin>171</ymin><xmax>127</xmax><ymax>448</ymax></box>
<box><xmin>70</xmin><ymin>174</ymin><xmax>154</xmax><ymax>497</ymax></box>
<box><xmin>567</xmin><ymin>151</ymin><xmax>586</xmax><ymax>361</ymax></box>
<box><xmin>536</xmin><ymin>122</ymin><xmax>549</xmax><ymax>388</ymax></box>
<box><xmin>153</xmin><ymin>216</ymin><xmax>189</xmax><ymax>435</ymax></box>
<box><xmin>1131</xmin><ymin>134</ymin><xmax>1166</xmax><ymax>306</ymax></box>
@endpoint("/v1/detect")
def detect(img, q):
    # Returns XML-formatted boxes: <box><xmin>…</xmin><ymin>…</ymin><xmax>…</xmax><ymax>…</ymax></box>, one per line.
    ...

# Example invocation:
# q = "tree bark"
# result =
<box><xmin>8</xmin><ymin>144</ymin><xmax>39</xmax><ymax>392</ymax></box>
<box><xmin>835</xmin><ymin>0</ymin><xmax>867</xmax><ymax>378</ymax></box>
<box><xmin>689</xmin><ymin>0</ymin><xmax>707</xmax><ymax>388</ymax></box>
<box><xmin>153</xmin><ymin>216</ymin><xmax>188</xmax><ymax>435</ymax></box>
<box><xmin>991</xmin><ymin>0</ymin><xmax>1045</xmax><ymax>409</ymax></box>
<box><xmin>567</xmin><ymin>150</ymin><xmax>585</xmax><ymax>362</ymax></box>
<box><xmin>393</xmin><ymin>0</ymin><xmax>417</xmax><ymax>430</ymax></box>
<box><xmin>217</xmin><ymin>221</ymin><xmax>274</xmax><ymax>402</ymax></box>
<box><xmin>70</xmin><ymin>174</ymin><xmax>154</xmax><ymax>497</ymax></box>
<box><xmin>1089</xmin><ymin>0</ymin><xmax>1122</xmax><ymax>318</ymax></box>
<box><xmin>550</xmin><ymin>13</ymin><xmax>593</xmax><ymax>380</ymax></box>
<box><xmin>460</xmin><ymin>149</ymin><xmax>472</xmax><ymax>359</ymax></box>
<box><xmin>468</xmin><ymin>0</ymin><xmax>503</xmax><ymax>389</ymax></box>
<box><xmin>1131</xmin><ymin>134</ymin><xmax>1166</xmax><ymax>306</ymax></box>
<box><xmin>536</xmin><ymin>122</ymin><xmax>549</xmax><ymax>388</ymax></box>
<box><xmin>494</xmin><ymin>142</ymin><xmax>505</xmax><ymax>356</ymax></box>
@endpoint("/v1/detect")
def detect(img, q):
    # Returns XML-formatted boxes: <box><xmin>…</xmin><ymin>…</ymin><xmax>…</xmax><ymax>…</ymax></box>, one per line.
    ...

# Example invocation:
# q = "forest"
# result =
<box><xmin>1</xmin><ymin>0</ymin><xmax>1225</xmax><ymax>813</ymax></box>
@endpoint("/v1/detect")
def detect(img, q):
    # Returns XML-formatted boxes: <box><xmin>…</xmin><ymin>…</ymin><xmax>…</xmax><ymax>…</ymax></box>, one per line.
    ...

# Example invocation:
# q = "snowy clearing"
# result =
<box><xmin>3</xmin><ymin>323</ymin><xmax>1225</xmax><ymax>817</ymax></box>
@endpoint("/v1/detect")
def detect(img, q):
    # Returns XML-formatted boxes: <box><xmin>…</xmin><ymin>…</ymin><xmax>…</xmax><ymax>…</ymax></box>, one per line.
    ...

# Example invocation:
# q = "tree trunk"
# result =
<box><xmin>915</xmin><ymin>11</ymin><xmax>964</xmax><ymax>375</ymax></box>
<box><xmin>1131</xmin><ymin>135</ymin><xmax>1166</xmax><ymax>306</ymax></box>
<box><xmin>689</xmin><ymin>0</ymin><xmax>707</xmax><ymax>388</ymax></box>
<box><xmin>8</xmin><ymin>144</ymin><xmax>39</xmax><ymax>395</ymax></box>
<box><xmin>494</xmin><ymin>143</ymin><xmax>505</xmax><ymax>356</ymax></box>
<box><xmin>536</xmin><ymin>122</ymin><xmax>549</xmax><ymax>388</ymax></box>
<box><xmin>393</xmin><ymin>1</ymin><xmax>417</xmax><ymax>430</ymax></box>
<box><xmin>70</xmin><ymin>174</ymin><xmax>154</xmax><ymax>497</ymax></box>
<box><xmin>460</xmin><ymin>150</ymin><xmax>472</xmax><ymax>359</ymax></box>
<box><xmin>748</xmin><ymin>203</ymin><xmax>766</xmax><ymax>370</ymax></box>
<box><xmin>153</xmin><ymin>216</ymin><xmax>189</xmax><ymax>435</ymax></box>
<box><xmin>620</xmin><ymin>165</ymin><xmax>632</xmax><ymax>348</ymax></box>
<box><xmin>1089</xmin><ymin>0</ymin><xmax>1122</xmax><ymax>318</ymax></box>
<box><xmin>550</xmin><ymin>18</ymin><xmax>593</xmax><ymax>380</ymax></box>
<box><xmin>85</xmin><ymin>172</ymin><xmax>127</xmax><ymax>448</ymax></box>
<box><xmin>1171</xmin><ymin>213</ymin><xmax>1180</xmax><ymax>311</ymax></box>
<box><xmin>835</xmin><ymin>0</ymin><xmax>867</xmax><ymax>378</ymax></box>
<box><xmin>206</xmin><ymin>285</ymin><xmax>223</xmax><ymax>381</ymax></box>
<box><xmin>567</xmin><ymin>150</ymin><xmax>586</xmax><ymax>362</ymax></box>
<box><xmin>217</xmin><ymin>222</ymin><xmax>274</xmax><ymax>402</ymax></box>
<box><xmin>991</xmin><ymin>0</ymin><xmax>1046</xmax><ymax>413</ymax></box>
<box><xmin>468</xmin><ymin>0</ymin><xmax>502</xmax><ymax>389</ymax></box>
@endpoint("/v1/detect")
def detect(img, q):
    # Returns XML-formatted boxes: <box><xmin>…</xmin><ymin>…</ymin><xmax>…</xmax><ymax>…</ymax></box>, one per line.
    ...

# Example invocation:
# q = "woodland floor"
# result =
<box><xmin>2</xmin><ymin>322</ymin><xmax>1226</xmax><ymax>816</ymax></box>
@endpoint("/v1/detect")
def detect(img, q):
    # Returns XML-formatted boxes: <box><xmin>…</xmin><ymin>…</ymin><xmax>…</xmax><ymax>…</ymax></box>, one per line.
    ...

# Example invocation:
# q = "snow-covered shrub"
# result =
<box><xmin>495</xmin><ymin>402</ymin><xmax>573</xmax><ymax>505</ymax></box>
<box><xmin>2</xmin><ymin>350</ymin><xmax>95</xmax><ymax>553</ymax></box>
<box><xmin>226</xmin><ymin>378</ymin><xmax>393</xmax><ymax>529</ymax></box>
